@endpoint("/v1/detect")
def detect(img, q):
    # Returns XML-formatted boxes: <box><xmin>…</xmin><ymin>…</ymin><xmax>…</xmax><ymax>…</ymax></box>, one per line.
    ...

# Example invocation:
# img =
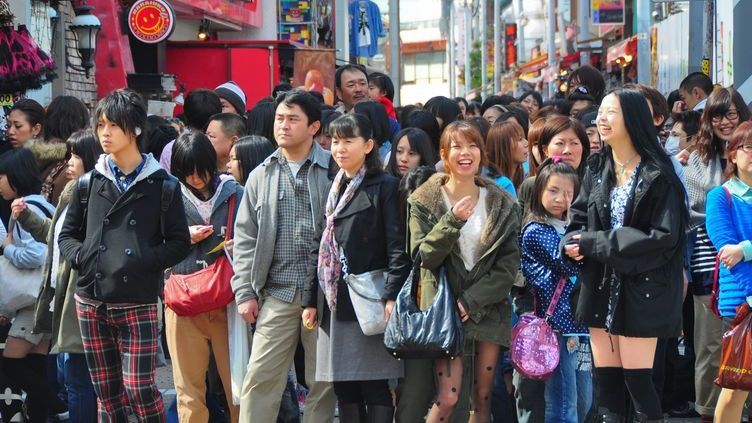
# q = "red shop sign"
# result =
<box><xmin>128</xmin><ymin>0</ymin><xmax>176</xmax><ymax>44</ymax></box>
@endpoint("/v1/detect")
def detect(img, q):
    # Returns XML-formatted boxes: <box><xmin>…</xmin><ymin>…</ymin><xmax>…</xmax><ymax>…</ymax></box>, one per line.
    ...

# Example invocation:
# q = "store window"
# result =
<box><xmin>402</xmin><ymin>51</ymin><xmax>446</xmax><ymax>85</ymax></box>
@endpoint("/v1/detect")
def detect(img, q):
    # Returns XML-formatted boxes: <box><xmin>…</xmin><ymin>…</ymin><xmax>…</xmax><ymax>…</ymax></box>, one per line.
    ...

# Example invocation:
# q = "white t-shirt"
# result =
<box><xmin>442</xmin><ymin>187</ymin><xmax>488</xmax><ymax>271</ymax></box>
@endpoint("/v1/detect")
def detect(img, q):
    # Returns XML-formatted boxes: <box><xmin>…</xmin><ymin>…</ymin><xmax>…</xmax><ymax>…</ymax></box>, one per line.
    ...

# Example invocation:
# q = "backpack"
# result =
<box><xmin>76</xmin><ymin>169</ymin><xmax>178</xmax><ymax>238</ymax></box>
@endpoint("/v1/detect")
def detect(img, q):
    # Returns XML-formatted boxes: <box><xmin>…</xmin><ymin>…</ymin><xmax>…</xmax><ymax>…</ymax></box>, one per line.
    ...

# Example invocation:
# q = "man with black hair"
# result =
<box><xmin>674</xmin><ymin>72</ymin><xmax>713</xmax><ymax>113</ymax></box>
<box><xmin>334</xmin><ymin>64</ymin><xmax>368</xmax><ymax>113</ymax></box>
<box><xmin>206</xmin><ymin>113</ymin><xmax>247</xmax><ymax>169</ymax></box>
<box><xmin>160</xmin><ymin>89</ymin><xmax>223</xmax><ymax>172</ymax></box>
<box><xmin>59</xmin><ymin>89</ymin><xmax>190</xmax><ymax>420</ymax></box>
<box><xmin>231</xmin><ymin>89</ymin><xmax>336</xmax><ymax>422</ymax></box>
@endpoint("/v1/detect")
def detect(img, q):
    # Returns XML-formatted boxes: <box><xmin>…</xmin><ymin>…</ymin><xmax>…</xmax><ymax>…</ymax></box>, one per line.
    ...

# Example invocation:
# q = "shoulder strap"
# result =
<box><xmin>159</xmin><ymin>177</ymin><xmax>178</xmax><ymax>239</ymax></box>
<box><xmin>76</xmin><ymin>170</ymin><xmax>97</xmax><ymax>232</ymax></box>
<box><xmin>24</xmin><ymin>200</ymin><xmax>53</xmax><ymax>220</ymax></box>
<box><xmin>545</xmin><ymin>277</ymin><xmax>569</xmax><ymax>318</ymax></box>
<box><xmin>722</xmin><ymin>186</ymin><xmax>732</xmax><ymax>206</ymax></box>
<box><xmin>224</xmin><ymin>194</ymin><xmax>236</xmax><ymax>241</ymax></box>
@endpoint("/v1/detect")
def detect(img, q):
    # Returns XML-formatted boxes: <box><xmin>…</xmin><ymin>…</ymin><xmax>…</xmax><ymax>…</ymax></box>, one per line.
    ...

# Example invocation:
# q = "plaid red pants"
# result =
<box><xmin>76</xmin><ymin>299</ymin><xmax>164</xmax><ymax>423</ymax></box>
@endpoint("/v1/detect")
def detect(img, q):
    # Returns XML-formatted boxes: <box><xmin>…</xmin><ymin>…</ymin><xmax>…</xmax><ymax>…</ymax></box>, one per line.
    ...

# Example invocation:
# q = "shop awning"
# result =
<box><xmin>516</xmin><ymin>54</ymin><xmax>551</xmax><ymax>74</ymax></box>
<box><xmin>606</xmin><ymin>36</ymin><xmax>637</xmax><ymax>64</ymax></box>
<box><xmin>516</xmin><ymin>51</ymin><xmax>581</xmax><ymax>75</ymax></box>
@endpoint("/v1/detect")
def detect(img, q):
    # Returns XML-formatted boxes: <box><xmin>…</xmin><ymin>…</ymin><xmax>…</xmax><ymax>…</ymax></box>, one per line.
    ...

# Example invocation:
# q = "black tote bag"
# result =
<box><xmin>383</xmin><ymin>256</ymin><xmax>465</xmax><ymax>359</ymax></box>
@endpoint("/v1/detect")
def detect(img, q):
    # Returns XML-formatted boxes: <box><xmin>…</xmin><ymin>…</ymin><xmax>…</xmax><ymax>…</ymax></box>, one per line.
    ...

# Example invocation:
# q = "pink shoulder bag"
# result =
<box><xmin>510</xmin><ymin>277</ymin><xmax>567</xmax><ymax>380</ymax></box>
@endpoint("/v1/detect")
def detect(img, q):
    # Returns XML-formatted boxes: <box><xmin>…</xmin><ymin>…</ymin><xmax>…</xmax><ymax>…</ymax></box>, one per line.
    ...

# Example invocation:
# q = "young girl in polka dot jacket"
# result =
<box><xmin>519</xmin><ymin>159</ymin><xmax>592</xmax><ymax>423</ymax></box>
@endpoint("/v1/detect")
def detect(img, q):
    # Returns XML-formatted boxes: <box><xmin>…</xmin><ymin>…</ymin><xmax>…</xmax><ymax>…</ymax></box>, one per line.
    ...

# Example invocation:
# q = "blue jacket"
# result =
<box><xmin>520</xmin><ymin>221</ymin><xmax>585</xmax><ymax>334</ymax></box>
<box><xmin>706</xmin><ymin>184</ymin><xmax>752</xmax><ymax>317</ymax></box>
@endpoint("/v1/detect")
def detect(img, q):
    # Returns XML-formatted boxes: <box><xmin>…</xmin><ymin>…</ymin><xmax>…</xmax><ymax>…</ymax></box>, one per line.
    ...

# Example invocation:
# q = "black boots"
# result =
<box><xmin>598</xmin><ymin>407</ymin><xmax>626</xmax><ymax>423</ymax></box>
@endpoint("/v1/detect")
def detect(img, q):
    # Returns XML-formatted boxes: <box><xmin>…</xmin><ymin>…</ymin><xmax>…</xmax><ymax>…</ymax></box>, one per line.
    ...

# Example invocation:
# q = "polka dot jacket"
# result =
<box><xmin>520</xmin><ymin>221</ymin><xmax>587</xmax><ymax>335</ymax></box>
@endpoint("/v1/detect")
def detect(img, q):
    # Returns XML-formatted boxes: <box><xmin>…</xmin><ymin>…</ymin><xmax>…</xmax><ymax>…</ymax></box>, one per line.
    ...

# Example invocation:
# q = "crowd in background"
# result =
<box><xmin>0</xmin><ymin>63</ymin><xmax>750</xmax><ymax>423</ymax></box>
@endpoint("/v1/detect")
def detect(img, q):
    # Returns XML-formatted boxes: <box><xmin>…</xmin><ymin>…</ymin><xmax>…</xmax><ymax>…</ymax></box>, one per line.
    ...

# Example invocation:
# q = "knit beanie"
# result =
<box><xmin>215</xmin><ymin>81</ymin><xmax>247</xmax><ymax>114</ymax></box>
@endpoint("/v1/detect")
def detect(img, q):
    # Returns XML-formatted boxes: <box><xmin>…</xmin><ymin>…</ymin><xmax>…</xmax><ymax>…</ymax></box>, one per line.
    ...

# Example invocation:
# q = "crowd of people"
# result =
<box><xmin>0</xmin><ymin>63</ymin><xmax>750</xmax><ymax>423</ymax></box>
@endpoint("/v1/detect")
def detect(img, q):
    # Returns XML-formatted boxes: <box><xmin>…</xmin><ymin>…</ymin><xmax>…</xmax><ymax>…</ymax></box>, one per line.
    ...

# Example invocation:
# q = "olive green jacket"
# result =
<box><xmin>22</xmin><ymin>181</ymin><xmax>84</xmax><ymax>354</ymax></box>
<box><xmin>407</xmin><ymin>174</ymin><xmax>520</xmax><ymax>347</ymax></box>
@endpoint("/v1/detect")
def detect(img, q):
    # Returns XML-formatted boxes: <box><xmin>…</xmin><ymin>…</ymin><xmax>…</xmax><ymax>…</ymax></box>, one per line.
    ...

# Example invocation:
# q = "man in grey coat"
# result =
<box><xmin>231</xmin><ymin>90</ymin><xmax>336</xmax><ymax>422</ymax></box>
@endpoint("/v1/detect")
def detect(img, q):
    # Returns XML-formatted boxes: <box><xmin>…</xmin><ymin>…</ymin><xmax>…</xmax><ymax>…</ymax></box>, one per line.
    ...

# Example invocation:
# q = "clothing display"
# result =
<box><xmin>349</xmin><ymin>0</ymin><xmax>383</xmax><ymax>59</ymax></box>
<box><xmin>0</xmin><ymin>21</ymin><xmax>56</xmax><ymax>93</ymax></box>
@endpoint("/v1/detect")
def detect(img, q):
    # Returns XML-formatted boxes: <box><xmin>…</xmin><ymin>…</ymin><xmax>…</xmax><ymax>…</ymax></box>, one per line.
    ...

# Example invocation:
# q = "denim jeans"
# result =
<box><xmin>575</xmin><ymin>337</ymin><xmax>594</xmax><ymax>422</ymax></box>
<box><xmin>61</xmin><ymin>353</ymin><xmax>97</xmax><ymax>423</ymax></box>
<box><xmin>545</xmin><ymin>335</ymin><xmax>593</xmax><ymax>423</ymax></box>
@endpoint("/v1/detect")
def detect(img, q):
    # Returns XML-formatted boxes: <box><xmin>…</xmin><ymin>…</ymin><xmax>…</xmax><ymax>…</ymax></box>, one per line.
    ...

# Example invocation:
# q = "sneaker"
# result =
<box><xmin>55</xmin><ymin>410</ymin><xmax>70</xmax><ymax>421</ymax></box>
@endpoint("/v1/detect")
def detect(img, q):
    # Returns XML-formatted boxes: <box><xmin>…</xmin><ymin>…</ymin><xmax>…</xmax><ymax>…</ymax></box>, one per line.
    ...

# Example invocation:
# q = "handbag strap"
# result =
<box><xmin>225</xmin><ymin>194</ymin><xmax>236</xmax><ymax>241</ymax></box>
<box><xmin>545</xmin><ymin>277</ymin><xmax>568</xmax><ymax>318</ymax></box>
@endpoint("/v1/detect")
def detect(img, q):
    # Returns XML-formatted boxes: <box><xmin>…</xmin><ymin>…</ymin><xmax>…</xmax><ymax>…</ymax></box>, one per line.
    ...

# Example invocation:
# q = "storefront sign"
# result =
<box><xmin>128</xmin><ymin>0</ymin><xmax>175</xmax><ymax>44</ymax></box>
<box><xmin>591</xmin><ymin>0</ymin><xmax>625</xmax><ymax>25</ymax></box>
<box><xmin>0</xmin><ymin>93</ymin><xmax>14</xmax><ymax>107</ymax></box>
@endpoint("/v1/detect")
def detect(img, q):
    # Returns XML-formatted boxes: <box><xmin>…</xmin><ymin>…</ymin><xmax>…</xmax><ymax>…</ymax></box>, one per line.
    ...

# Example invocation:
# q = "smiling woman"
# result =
<box><xmin>406</xmin><ymin>120</ymin><xmax>520</xmax><ymax>423</ymax></box>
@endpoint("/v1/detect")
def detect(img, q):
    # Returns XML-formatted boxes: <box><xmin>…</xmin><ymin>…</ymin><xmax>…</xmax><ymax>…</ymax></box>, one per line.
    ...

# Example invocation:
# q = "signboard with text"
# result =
<box><xmin>591</xmin><ymin>0</ymin><xmax>625</xmax><ymax>25</ymax></box>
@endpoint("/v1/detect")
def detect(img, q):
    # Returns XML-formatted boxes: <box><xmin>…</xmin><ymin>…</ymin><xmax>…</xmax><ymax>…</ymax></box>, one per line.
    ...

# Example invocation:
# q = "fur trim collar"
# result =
<box><xmin>26</xmin><ymin>140</ymin><xmax>68</xmax><ymax>162</ymax></box>
<box><xmin>409</xmin><ymin>173</ymin><xmax>520</xmax><ymax>255</ymax></box>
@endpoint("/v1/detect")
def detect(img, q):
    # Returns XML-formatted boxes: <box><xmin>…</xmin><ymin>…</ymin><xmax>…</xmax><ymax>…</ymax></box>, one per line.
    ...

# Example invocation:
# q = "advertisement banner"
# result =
<box><xmin>591</xmin><ymin>0</ymin><xmax>625</xmax><ymax>26</ymax></box>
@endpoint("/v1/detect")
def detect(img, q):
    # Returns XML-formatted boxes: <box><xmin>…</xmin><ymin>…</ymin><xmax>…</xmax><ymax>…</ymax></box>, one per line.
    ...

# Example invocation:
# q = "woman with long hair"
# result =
<box><xmin>706</xmin><ymin>121</ymin><xmax>752</xmax><ymax>422</ymax></box>
<box><xmin>408</xmin><ymin>121</ymin><xmax>520</xmax><ymax>423</ymax></box>
<box><xmin>562</xmin><ymin>89</ymin><xmax>689</xmax><ymax>422</ymax></box>
<box><xmin>684</xmin><ymin>86</ymin><xmax>751</xmax><ymax>421</ymax></box>
<box><xmin>386</xmin><ymin>128</ymin><xmax>439</xmax><ymax>179</ymax></box>
<box><xmin>486</xmin><ymin>121</ymin><xmax>528</xmax><ymax>196</ymax></box>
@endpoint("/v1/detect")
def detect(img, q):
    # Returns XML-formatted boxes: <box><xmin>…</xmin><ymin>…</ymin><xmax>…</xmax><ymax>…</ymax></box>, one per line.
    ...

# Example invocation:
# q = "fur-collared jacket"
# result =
<box><xmin>407</xmin><ymin>174</ymin><xmax>521</xmax><ymax>347</ymax></box>
<box><xmin>27</xmin><ymin>140</ymin><xmax>69</xmax><ymax>205</ymax></box>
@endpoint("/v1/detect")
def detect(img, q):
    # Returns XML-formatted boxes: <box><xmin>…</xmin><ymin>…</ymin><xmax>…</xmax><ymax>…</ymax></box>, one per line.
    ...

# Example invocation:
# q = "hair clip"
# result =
<box><xmin>575</xmin><ymin>85</ymin><xmax>589</xmax><ymax>95</ymax></box>
<box><xmin>551</xmin><ymin>156</ymin><xmax>563</xmax><ymax>164</ymax></box>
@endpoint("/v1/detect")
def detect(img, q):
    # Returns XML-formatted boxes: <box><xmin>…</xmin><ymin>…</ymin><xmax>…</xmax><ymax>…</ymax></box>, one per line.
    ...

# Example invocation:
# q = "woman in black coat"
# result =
<box><xmin>303</xmin><ymin>114</ymin><xmax>410</xmax><ymax>423</ymax></box>
<box><xmin>561</xmin><ymin>89</ymin><xmax>688</xmax><ymax>422</ymax></box>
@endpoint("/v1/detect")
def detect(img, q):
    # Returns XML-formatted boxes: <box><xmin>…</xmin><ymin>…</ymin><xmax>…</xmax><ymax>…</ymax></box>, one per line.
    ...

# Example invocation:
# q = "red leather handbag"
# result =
<box><xmin>164</xmin><ymin>195</ymin><xmax>236</xmax><ymax>316</ymax></box>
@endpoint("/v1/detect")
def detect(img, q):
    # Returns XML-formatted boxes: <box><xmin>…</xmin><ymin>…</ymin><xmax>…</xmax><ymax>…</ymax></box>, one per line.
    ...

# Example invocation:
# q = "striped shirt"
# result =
<box><xmin>691</xmin><ymin>225</ymin><xmax>717</xmax><ymax>275</ymax></box>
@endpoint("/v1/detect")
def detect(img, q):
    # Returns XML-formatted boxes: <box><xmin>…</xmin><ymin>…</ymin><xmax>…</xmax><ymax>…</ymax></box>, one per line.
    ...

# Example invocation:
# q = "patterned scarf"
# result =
<box><xmin>318</xmin><ymin>165</ymin><xmax>367</xmax><ymax>310</ymax></box>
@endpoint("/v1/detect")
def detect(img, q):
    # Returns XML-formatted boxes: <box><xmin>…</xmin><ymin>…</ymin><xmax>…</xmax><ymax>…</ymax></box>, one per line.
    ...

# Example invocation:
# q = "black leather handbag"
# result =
<box><xmin>383</xmin><ymin>256</ymin><xmax>465</xmax><ymax>359</ymax></box>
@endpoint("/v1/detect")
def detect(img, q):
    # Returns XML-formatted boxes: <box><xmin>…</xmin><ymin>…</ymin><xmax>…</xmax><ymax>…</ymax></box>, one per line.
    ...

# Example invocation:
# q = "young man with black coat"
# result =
<box><xmin>59</xmin><ymin>89</ymin><xmax>190</xmax><ymax>421</ymax></box>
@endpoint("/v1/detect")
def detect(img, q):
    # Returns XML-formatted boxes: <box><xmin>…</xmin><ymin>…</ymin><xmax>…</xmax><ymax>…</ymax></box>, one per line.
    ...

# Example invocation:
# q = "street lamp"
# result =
<box><xmin>67</xmin><ymin>4</ymin><xmax>101</xmax><ymax>78</ymax></box>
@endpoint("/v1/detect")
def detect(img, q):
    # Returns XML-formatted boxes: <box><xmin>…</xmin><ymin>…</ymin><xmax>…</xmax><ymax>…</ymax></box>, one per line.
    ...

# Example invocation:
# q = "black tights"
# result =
<box><xmin>333</xmin><ymin>379</ymin><xmax>393</xmax><ymax>407</ymax></box>
<box><xmin>596</xmin><ymin>367</ymin><xmax>662</xmax><ymax>420</ymax></box>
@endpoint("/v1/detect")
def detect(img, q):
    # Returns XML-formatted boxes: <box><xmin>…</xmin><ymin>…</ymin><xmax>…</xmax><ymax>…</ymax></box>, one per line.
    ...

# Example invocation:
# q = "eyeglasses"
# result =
<box><xmin>711</xmin><ymin>109</ymin><xmax>739</xmax><ymax>123</ymax></box>
<box><xmin>738</xmin><ymin>144</ymin><xmax>752</xmax><ymax>153</ymax></box>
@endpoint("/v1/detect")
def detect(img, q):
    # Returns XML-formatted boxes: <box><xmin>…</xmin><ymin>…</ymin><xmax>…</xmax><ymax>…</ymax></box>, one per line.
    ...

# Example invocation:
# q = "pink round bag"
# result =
<box><xmin>510</xmin><ymin>278</ymin><xmax>566</xmax><ymax>380</ymax></box>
